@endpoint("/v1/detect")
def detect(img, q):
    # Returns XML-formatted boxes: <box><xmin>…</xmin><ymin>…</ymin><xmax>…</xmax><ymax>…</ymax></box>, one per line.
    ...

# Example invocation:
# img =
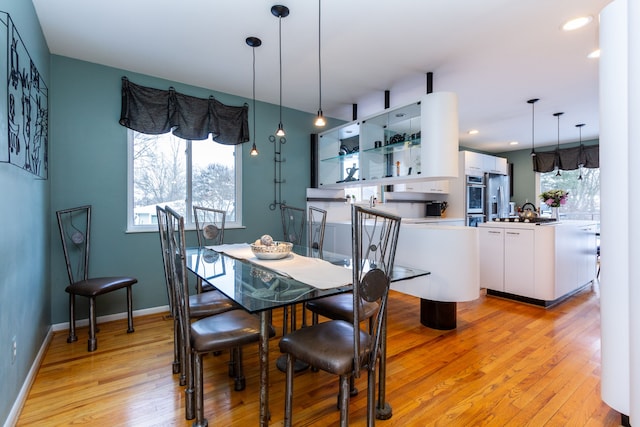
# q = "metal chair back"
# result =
<box><xmin>57</xmin><ymin>205</ymin><xmax>92</xmax><ymax>284</ymax></box>
<box><xmin>193</xmin><ymin>206</ymin><xmax>226</xmax><ymax>247</ymax></box>
<box><xmin>280</xmin><ymin>205</ymin><xmax>306</xmax><ymax>244</ymax></box>
<box><xmin>308</xmin><ymin>206</ymin><xmax>327</xmax><ymax>257</ymax></box>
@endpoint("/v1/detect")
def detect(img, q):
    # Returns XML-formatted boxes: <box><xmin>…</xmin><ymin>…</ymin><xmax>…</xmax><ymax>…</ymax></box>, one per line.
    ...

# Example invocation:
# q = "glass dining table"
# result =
<box><xmin>185</xmin><ymin>244</ymin><xmax>429</xmax><ymax>426</ymax></box>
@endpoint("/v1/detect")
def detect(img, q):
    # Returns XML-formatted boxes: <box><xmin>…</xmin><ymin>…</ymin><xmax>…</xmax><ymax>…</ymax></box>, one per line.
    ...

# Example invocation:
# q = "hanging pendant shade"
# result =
<box><xmin>272</xmin><ymin>5</ymin><xmax>289</xmax><ymax>137</ymax></box>
<box><xmin>246</xmin><ymin>36</ymin><xmax>262</xmax><ymax>156</ymax></box>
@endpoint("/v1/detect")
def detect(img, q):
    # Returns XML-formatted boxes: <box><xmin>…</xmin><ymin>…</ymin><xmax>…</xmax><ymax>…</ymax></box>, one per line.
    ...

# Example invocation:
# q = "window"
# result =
<box><xmin>539</xmin><ymin>167</ymin><xmax>600</xmax><ymax>220</ymax></box>
<box><xmin>128</xmin><ymin>130</ymin><xmax>242</xmax><ymax>231</ymax></box>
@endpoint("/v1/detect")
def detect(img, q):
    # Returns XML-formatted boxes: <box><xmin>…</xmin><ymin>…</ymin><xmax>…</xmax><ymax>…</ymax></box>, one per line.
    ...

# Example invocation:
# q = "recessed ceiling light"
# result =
<box><xmin>467</xmin><ymin>129</ymin><xmax>479</xmax><ymax>135</ymax></box>
<box><xmin>562</xmin><ymin>16</ymin><xmax>592</xmax><ymax>31</ymax></box>
<box><xmin>588</xmin><ymin>48</ymin><xmax>601</xmax><ymax>59</ymax></box>
<box><xmin>509</xmin><ymin>141</ymin><xmax>519</xmax><ymax>146</ymax></box>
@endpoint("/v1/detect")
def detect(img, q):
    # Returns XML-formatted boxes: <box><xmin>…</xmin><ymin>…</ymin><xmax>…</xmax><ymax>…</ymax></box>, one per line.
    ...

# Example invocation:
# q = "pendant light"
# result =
<box><xmin>272</xmin><ymin>5</ymin><xmax>289</xmax><ymax>137</ymax></box>
<box><xmin>247</xmin><ymin>37</ymin><xmax>262</xmax><ymax>156</ymax></box>
<box><xmin>527</xmin><ymin>98</ymin><xmax>539</xmax><ymax>157</ymax></box>
<box><xmin>553</xmin><ymin>112</ymin><xmax>564</xmax><ymax>176</ymax></box>
<box><xmin>314</xmin><ymin>0</ymin><xmax>326</xmax><ymax>127</ymax></box>
<box><xmin>576</xmin><ymin>123</ymin><xmax>585</xmax><ymax>180</ymax></box>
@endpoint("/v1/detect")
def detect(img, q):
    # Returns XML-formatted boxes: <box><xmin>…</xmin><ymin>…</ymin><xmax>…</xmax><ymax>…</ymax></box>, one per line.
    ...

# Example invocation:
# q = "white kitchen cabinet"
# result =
<box><xmin>503</xmin><ymin>229</ymin><xmax>535</xmax><ymax>297</ymax></box>
<box><xmin>463</xmin><ymin>151</ymin><xmax>484</xmax><ymax>177</ymax></box>
<box><xmin>402</xmin><ymin>180</ymin><xmax>450</xmax><ymax>194</ymax></box>
<box><xmin>479</xmin><ymin>228</ymin><xmax>504</xmax><ymax>291</ymax></box>
<box><xmin>317</xmin><ymin>94</ymin><xmax>459</xmax><ymax>188</ymax></box>
<box><xmin>462</xmin><ymin>151</ymin><xmax>507</xmax><ymax>176</ymax></box>
<box><xmin>577</xmin><ymin>224</ymin><xmax>598</xmax><ymax>286</ymax></box>
<box><xmin>483</xmin><ymin>154</ymin><xmax>508</xmax><ymax>175</ymax></box>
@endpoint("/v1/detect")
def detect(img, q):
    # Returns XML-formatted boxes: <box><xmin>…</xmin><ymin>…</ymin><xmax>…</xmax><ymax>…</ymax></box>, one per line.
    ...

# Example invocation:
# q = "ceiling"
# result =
<box><xmin>31</xmin><ymin>0</ymin><xmax>611</xmax><ymax>153</ymax></box>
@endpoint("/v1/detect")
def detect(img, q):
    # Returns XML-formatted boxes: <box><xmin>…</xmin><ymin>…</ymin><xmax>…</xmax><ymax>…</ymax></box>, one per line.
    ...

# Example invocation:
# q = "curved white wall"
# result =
<box><xmin>599</xmin><ymin>0</ymin><xmax>637</xmax><ymax>421</ymax></box>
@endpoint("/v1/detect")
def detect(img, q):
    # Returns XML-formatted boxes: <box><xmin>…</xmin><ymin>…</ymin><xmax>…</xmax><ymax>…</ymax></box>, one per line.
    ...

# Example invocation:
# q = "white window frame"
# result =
<box><xmin>127</xmin><ymin>129</ymin><xmax>243</xmax><ymax>232</ymax></box>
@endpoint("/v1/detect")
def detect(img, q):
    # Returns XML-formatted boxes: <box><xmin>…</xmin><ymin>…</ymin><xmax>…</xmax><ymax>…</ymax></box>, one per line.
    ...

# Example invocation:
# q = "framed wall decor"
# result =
<box><xmin>1</xmin><ymin>11</ymin><xmax>49</xmax><ymax>179</ymax></box>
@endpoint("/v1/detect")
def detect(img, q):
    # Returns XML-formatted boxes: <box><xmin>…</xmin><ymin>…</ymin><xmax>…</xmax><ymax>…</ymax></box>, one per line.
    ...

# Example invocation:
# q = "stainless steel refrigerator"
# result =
<box><xmin>485</xmin><ymin>173</ymin><xmax>510</xmax><ymax>221</ymax></box>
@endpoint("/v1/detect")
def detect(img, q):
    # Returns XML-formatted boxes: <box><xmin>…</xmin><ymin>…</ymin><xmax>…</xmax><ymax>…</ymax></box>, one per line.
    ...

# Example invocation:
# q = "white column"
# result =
<box><xmin>599</xmin><ymin>0</ymin><xmax>631</xmax><ymax>419</ymax></box>
<box><xmin>420</xmin><ymin>92</ymin><xmax>459</xmax><ymax>178</ymax></box>
<box><xmin>627</xmin><ymin>0</ymin><xmax>640</xmax><ymax>422</ymax></box>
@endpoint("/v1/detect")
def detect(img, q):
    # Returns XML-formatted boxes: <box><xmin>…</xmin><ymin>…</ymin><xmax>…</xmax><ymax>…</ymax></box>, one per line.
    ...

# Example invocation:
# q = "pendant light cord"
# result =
<box><xmin>278</xmin><ymin>15</ymin><xmax>283</xmax><ymax>127</ymax></box>
<box><xmin>527</xmin><ymin>98</ymin><xmax>539</xmax><ymax>156</ymax></box>
<box><xmin>253</xmin><ymin>46</ymin><xmax>257</xmax><ymax>147</ymax></box>
<box><xmin>317</xmin><ymin>0</ymin><xmax>322</xmax><ymax>112</ymax></box>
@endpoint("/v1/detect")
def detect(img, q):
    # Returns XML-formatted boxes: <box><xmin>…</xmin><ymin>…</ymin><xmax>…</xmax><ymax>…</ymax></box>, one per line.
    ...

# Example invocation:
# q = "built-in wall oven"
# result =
<box><xmin>466</xmin><ymin>175</ymin><xmax>485</xmax><ymax>214</ymax></box>
<box><xmin>467</xmin><ymin>214</ymin><xmax>485</xmax><ymax>227</ymax></box>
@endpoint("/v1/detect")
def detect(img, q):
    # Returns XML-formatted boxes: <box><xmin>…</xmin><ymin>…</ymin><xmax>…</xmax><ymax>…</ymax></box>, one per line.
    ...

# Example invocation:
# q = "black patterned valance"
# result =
<box><xmin>119</xmin><ymin>77</ymin><xmax>249</xmax><ymax>145</ymax></box>
<box><xmin>532</xmin><ymin>145</ymin><xmax>599</xmax><ymax>173</ymax></box>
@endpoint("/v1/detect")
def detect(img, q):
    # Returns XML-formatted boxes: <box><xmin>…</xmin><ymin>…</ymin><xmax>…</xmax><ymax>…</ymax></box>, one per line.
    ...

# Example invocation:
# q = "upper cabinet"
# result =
<box><xmin>462</xmin><ymin>150</ymin><xmax>508</xmax><ymax>176</ymax></box>
<box><xmin>317</xmin><ymin>93</ymin><xmax>459</xmax><ymax>188</ymax></box>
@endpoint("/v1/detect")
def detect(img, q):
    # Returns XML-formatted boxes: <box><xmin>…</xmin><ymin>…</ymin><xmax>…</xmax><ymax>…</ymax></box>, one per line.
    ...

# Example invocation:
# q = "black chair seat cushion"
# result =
<box><xmin>189</xmin><ymin>290</ymin><xmax>238</xmax><ymax>318</ymax></box>
<box><xmin>306</xmin><ymin>293</ymin><xmax>379</xmax><ymax>323</ymax></box>
<box><xmin>279</xmin><ymin>320</ymin><xmax>371</xmax><ymax>375</ymax></box>
<box><xmin>190</xmin><ymin>310</ymin><xmax>274</xmax><ymax>353</ymax></box>
<box><xmin>66</xmin><ymin>276</ymin><xmax>137</xmax><ymax>297</ymax></box>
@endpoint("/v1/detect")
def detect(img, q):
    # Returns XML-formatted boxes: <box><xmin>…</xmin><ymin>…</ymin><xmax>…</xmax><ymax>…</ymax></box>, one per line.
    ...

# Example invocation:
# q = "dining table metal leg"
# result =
<box><xmin>259</xmin><ymin>310</ymin><xmax>270</xmax><ymax>427</ymax></box>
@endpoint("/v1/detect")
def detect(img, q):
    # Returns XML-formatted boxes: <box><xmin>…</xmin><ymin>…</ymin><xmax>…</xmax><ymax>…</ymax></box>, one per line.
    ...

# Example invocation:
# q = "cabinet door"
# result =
<box><xmin>578</xmin><ymin>225</ymin><xmax>598</xmax><ymax>285</ymax></box>
<box><xmin>464</xmin><ymin>151</ymin><xmax>483</xmax><ymax>176</ymax></box>
<box><xmin>482</xmin><ymin>154</ymin><xmax>508</xmax><ymax>175</ymax></box>
<box><xmin>318</xmin><ymin>122</ymin><xmax>360</xmax><ymax>187</ymax></box>
<box><xmin>504</xmin><ymin>229</ymin><xmax>535</xmax><ymax>297</ymax></box>
<box><xmin>404</xmin><ymin>180</ymin><xmax>450</xmax><ymax>194</ymax></box>
<box><xmin>479</xmin><ymin>228</ymin><xmax>504</xmax><ymax>291</ymax></box>
<box><xmin>494</xmin><ymin>157</ymin><xmax>508</xmax><ymax>175</ymax></box>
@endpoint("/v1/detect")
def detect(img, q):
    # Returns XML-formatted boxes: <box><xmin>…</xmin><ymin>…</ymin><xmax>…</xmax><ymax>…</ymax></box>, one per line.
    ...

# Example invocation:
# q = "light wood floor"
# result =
<box><xmin>17</xmin><ymin>284</ymin><xmax>622</xmax><ymax>426</ymax></box>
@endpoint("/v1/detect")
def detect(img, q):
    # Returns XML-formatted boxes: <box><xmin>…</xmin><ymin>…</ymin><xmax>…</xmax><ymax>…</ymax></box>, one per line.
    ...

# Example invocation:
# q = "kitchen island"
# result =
<box><xmin>324</xmin><ymin>220</ymin><xmax>479</xmax><ymax>329</ymax></box>
<box><xmin>478</xmin><ymin>220</ymin><xmax>598</xmax><ymax>307</ymax></box>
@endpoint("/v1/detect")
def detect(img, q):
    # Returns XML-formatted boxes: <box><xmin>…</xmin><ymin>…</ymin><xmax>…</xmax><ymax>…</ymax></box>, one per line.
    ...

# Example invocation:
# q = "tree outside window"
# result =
<box><xmin>539</xmin><ymin>168</ymin><xmax>600</xmax><ymax>220</ymax></box>
<box><xmin>128</xmin><ymin>130</ymin><xmax>241</xmax><ymax>230</ymax></box>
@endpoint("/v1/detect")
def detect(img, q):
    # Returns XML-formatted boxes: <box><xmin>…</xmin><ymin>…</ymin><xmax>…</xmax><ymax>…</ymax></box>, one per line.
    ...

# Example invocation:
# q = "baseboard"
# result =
<box><xmin>6</xmin><ymin>305</ymin><xmax>170</xmax><ymax>426</ymax></box>
<box><xmin>51</xmin><ymin>305</ymin><xmax>169</xmax><ymax>332</ymax></box>
<box><xmin>4</xmin><ymin>327</ymin><xmax>53</xmax><ymax>427</ymax></box>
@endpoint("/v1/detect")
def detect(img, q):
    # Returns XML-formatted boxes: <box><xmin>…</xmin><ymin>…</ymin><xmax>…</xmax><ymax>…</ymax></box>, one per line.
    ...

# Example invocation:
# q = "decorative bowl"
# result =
<box><xmin>250</xmin><ymin>241</ymin><xmax>293</xmax><ymax>260</ymax></box>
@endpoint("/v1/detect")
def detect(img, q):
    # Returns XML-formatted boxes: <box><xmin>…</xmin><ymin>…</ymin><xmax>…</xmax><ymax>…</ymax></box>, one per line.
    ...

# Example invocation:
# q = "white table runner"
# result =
<box><xmin>208</xmin><ymin>243</ymin><xmax>353</xmax><ymax>290</ymax></box>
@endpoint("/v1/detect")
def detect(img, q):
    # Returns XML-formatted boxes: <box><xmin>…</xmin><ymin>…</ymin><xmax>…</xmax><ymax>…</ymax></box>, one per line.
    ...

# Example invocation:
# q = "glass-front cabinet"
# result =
<box><xmin>317</xmin><ymin>94</ymin><xmax>458</xmax><ymax>189</ymax></box>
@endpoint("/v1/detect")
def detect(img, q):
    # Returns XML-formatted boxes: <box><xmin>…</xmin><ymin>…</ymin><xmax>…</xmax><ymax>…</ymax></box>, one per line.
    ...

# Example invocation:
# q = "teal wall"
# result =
<box><xmin>0</xmin><ymin>0</ymin><xmax>51</xmax><ymax>423</ymax></box>
<box><xmin>48</xmin><ymin>56</ymin><xmax>342</xmax><ymax>324</ymax></box>
<box><xmin>1</xmin><ymin>6</ymin><xmax>343</xmax><ymax>422</ymax></box>
<box><xmin>496</xmin><ymin>139</ymin><xmax>599</xmax><ymax>207</ymax></box>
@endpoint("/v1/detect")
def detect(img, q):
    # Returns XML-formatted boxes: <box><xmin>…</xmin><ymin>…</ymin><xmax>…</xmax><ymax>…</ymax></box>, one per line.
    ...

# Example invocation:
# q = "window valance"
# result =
<box><xmin>533</xmin><ymin>144</ymin><xmax>599</xmax><ymax>173</ymax></box>
<box><xmin>119</xmin><ymin>77</ymin><xmax>249</xmax><ymax>145</ymax></box>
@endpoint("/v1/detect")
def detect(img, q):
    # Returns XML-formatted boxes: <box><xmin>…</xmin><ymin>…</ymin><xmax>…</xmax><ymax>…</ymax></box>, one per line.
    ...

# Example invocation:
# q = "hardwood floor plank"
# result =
<box><xmin>17</xmin><ymin>285</ymin><xmax>622</xmax><ymax>426</ymax></box>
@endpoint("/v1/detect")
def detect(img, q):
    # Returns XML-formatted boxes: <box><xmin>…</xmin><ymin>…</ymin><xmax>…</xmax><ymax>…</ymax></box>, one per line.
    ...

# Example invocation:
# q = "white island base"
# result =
<box><xmin>325</xmin><ymin>220</ymin><xmax>480</xmax><ymax>329</ymax></box>
<box><xmin>479</xmin><ymin>220</ymin><xmax>598</xmax><ymax>307</ymax></box>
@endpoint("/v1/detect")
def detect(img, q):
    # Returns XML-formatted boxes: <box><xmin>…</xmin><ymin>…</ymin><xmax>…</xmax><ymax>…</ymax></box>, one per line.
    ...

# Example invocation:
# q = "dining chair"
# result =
<box><xmin>301</xmin><ymin>206</ymin><xmax>327</xmax><ymax>329</ymax></box>
<box><xmin>157</xmin><ymin>206</ymin><xmax>239</xmax><ymax>384</ymax></box>
<box><xmin>280</xmin><ymin>205</ymin><xmax>307</xmax><ymax>336</ymax></box>
<box><xmin>165</xmin><ymin>206</ymin><xmax>270</xmax><ymax>424</ymax></box>
<box><xmin>279</xmin><ymin>205</ymin><xmax>402</xmax><ymax>427</ymax></box>
<box><xmin>306</xmin><ymin>203</ymin><xmax>379</xmax><ymax>377</ymax></box>
<box><xmin>193</xmin><ymin>205</ymin><xmax>226</xmax><ymax>293</ymax></box>
<box><xmin>56</xmin><ymin>205</ymin><xmax>137</xmax><ymax>352</ymax></box>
